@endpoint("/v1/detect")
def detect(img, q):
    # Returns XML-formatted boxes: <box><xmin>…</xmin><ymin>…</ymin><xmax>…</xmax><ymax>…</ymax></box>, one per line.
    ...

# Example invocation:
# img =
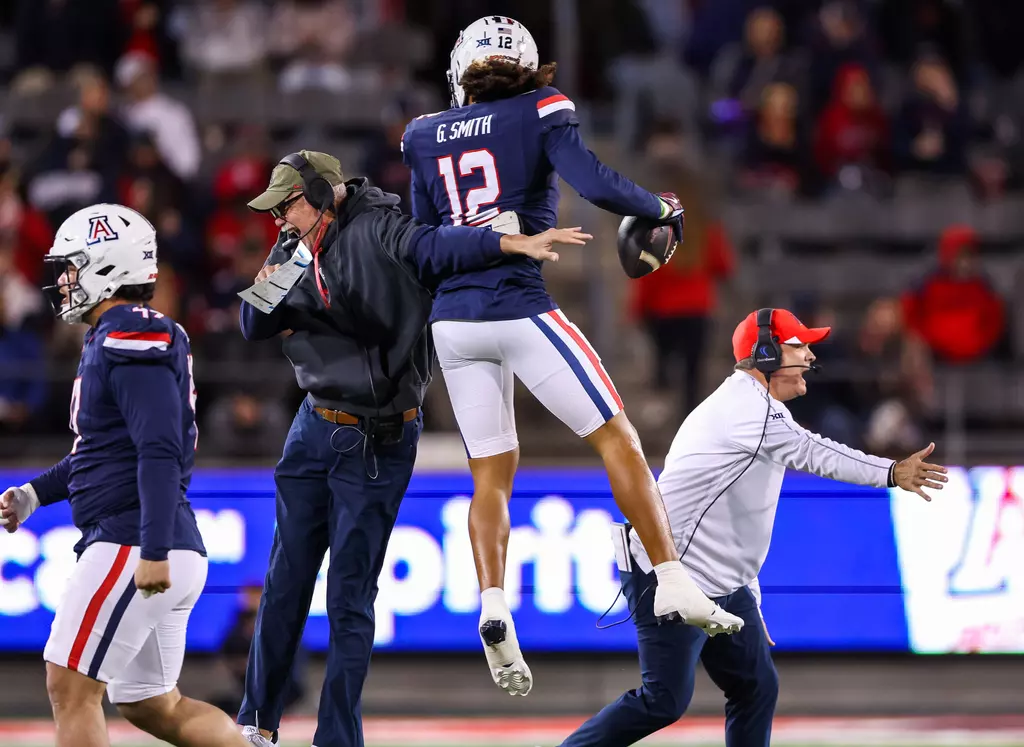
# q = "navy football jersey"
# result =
<box><xmin>30</xmin><ymin>304</ymin><xmax>206</xmax><ymax>560</ymax></box>
<box><xmin>401</xmin><ymin>85</ymin><xmax>664</xmax><ymax>322</ymax></box>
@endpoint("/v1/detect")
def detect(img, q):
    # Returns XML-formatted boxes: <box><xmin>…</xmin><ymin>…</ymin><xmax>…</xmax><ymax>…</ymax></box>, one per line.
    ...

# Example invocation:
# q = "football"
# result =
<box><xmin>616</xmin><ymin>215</ymin><xmax>677</xmax><ymax>279</ymax></box>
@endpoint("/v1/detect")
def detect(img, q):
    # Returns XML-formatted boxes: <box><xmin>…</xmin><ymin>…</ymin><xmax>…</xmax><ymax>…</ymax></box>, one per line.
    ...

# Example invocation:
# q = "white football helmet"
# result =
<box><xmin>43</xmin><ymin>203</ymin><xmax>158</xmax><ymax>324</ymax></box>
<box><xmin>447</xmin><ymin>16</ymin><xmax>540</xmax><ymax>108</ymax></box>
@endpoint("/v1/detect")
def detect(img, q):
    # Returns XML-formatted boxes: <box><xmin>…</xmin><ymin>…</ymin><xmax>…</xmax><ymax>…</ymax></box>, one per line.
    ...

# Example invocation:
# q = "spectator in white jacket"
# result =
<box><xmin>177</xmin><ymin>0</ymin><xmax>268</xmax><ymax>77</ymax></box>
<box><xmin>114</xmin><ymin>52</ymin><xmax>201</xmax><ymax>182</ymax></box>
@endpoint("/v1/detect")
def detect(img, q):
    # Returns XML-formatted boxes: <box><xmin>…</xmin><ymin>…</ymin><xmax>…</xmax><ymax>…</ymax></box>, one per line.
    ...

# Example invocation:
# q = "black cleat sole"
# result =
<box><xmin>480</xmin><ymin>618</ymin><xmax>508</xmax><ymax>645</ymax></box>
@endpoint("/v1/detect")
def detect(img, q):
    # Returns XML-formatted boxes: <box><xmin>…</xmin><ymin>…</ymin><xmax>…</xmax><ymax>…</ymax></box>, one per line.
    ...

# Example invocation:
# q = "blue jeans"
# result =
<box><xmin>238</xmin><ymin>397</ymin><xmax>422</xmax><ymax>747</ymax></box>
<box><xmin>561</xmin><ymin>568</ymin><xmax>778</xmax><ymax>747</ymax></box>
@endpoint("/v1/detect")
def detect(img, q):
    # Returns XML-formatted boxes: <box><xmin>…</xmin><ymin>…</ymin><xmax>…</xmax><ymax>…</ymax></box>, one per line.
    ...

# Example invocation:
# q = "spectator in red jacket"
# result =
<box><xmin>629</xmin><ymin>181</ymin><xmax>735</xmax><ymax>417</ymax></box>
<box><xmin>901</xmin><ymin>225</ymin><xmax>1006</xmax><ymax>363</ymax></box>
<box><xmin>814</xmin><ymin>63</ymin><xmax>889</xmax><ymax>187</ymax></box>
<box><xmin>0</xmin><ymin>158</ymin><xmax>54</xmax><ymax>287</ymax></box>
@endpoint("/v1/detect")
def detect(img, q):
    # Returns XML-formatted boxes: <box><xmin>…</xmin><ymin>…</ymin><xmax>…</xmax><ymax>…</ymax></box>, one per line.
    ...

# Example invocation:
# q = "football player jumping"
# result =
<box><xmin>401</xmin><ymin>16</ymin><xmax>744</xmax><ymax>697</ymax></box>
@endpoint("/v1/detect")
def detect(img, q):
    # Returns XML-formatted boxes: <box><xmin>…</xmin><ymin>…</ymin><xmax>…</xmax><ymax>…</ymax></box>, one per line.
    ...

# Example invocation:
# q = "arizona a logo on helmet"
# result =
<box><xmin>86</xmin><ymin>215</ymin><xmax>119</xmax><ymax>246</ymax></box>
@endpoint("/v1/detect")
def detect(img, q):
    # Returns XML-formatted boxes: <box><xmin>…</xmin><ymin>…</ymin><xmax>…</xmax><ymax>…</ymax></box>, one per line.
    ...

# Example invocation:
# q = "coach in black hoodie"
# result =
<box><xmin>236</xmin><ymin>150</ymin><xmax>588</xmax><ymax>747</ymax></box>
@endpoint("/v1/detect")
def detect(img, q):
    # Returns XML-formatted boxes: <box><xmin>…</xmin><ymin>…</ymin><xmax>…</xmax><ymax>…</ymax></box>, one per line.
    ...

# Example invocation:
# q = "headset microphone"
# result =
<box><xmin>776</xmin><ymin>363</ymin><xmax>821</xmax><ymax>373</ymax></box>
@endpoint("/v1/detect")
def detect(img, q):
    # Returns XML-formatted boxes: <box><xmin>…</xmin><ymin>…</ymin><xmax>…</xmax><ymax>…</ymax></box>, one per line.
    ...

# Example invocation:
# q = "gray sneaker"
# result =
<box><xmin>242</xmin><ymin>725</ymin><xmax>276</xmax><ymax>745</ymax></box>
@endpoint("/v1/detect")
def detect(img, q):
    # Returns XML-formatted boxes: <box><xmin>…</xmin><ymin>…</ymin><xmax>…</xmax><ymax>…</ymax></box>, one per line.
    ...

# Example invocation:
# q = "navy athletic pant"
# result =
<box><xmin>560</xmin><ymin>568</ymin><xmax>778</xmax><ymax>747</ymax></box>
<box><xmin>238</xmin><ymin>397</ymin><xmax>421</xmax><ymax>747</ymax></box>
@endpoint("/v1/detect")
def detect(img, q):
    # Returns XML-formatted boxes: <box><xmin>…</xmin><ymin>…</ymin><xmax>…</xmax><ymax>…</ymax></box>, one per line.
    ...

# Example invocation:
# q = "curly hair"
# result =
<box><xmin>460</xmin><ymin>60</ymin><xmax>558</xmax><ymax>104</ymax></box>
<box><xmin>112</xmin><ymin>283</ymin><xmax>156</xmax><ymax>303</ymax></box>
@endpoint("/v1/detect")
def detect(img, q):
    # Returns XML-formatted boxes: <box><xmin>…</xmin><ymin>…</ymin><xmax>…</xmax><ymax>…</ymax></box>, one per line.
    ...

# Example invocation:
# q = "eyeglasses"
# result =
<box><xmin>270</xmin><ymin>194</ymin><xmax>302</xmax><ymax>220</ymax></box>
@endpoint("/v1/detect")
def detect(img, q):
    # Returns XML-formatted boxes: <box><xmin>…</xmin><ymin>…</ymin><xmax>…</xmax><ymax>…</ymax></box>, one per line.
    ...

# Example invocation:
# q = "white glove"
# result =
<box><xmin>0</xmin><ymin>483</ymin><xmax>41</xmax><ymax>532</ymax></box>
<box><xmin>653</xmin><ymin>561</ymin><xmax>745</xmax><ymax>636</ymax></box>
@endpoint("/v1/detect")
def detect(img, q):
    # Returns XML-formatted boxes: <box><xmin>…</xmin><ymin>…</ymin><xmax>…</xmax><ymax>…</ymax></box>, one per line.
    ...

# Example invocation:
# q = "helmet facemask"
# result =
<box><xmin>44</xmin><ymin>204</ymin><xmax>159</xmax><ymax>325</ymax></box>
<box><xmin>42</xmin><ymin>251</ymin><xmax>97</xmax><ymax>324</ymax></box>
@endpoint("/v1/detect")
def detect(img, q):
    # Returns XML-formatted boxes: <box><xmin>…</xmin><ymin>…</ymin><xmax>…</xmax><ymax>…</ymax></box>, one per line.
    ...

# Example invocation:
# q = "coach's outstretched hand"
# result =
<box><xmin>0</xmin><ymin>484</ymin><xmax>40</xmax><ymax>533</ymax></box>
<box><xmin>136</xmin><ymin>559</ymin><xmax>172</xmax><ymax>598</ymax></box>
<box><xmin>500</xmin><ymin>227</ymin><xmax>593</xmax><ymax>262</ymax></box>
<box><xmin>893</xmin><ymin>442</ymin><xmax>948</xmax><ymax>501</ymax></box>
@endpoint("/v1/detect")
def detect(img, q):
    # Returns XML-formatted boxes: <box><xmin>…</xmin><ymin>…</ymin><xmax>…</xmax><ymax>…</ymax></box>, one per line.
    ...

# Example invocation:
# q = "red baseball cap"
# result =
<box><xmin>732</xmin><ymin>309</ymin><xmax>832</xmax><ymax>362</ymax></box>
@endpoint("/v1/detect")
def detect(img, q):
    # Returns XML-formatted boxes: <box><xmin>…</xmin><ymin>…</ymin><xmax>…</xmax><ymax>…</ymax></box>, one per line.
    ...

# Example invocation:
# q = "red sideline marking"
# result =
<box><xmin>5</xmin><ymin>715</ymin><xmax>1024</xmax><ymax>745</ymax></box>
<box><xmin>536</xmin><ymin>94</ymin><xmax>569</xmax><ymax>109</ymax></box>
<box><xmin>66</xmin><ymin>545</ymin><xmax>131</xmax><ymax>672</ymax></box>
<box><xmin>546</xmin><ymin>311</ymin><xmax>624</xmax><ymax>410</ymax></box>
<box><xmin>106</xmin><ymin>331</ymin><xmax>172</xmax><ymax>343</ymax></box>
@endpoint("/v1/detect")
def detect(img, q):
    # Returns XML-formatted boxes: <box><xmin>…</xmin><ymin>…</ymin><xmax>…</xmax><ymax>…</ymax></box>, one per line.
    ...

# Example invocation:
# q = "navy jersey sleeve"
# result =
<box><xmin>532</xmin><ymin>87</ymin><xmax>663</xmax><ymax>219</ymax></box>
<box><xmin>533</xmin><ymin>86</ymin><xmax>581</xmax><ymax>133</ymax></box>
<box><xmin>102</xmin><ymin>315</ymin><xmax>184</xmax><ymax>562</ymax></box>
<box><xmin>544</xmin><ymin>127</ymin><xmax>663</xmax><ymax>219</ymax></box>
<box><xmin>30</xmin><ymin>454</ymin><xmax>73</xmax><ymax>506</ymax></box>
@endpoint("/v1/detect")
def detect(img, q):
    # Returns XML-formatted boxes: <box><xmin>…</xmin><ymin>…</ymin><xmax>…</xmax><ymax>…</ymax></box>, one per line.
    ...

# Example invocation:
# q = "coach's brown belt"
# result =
<box><xmin>314</xmin><ymin>406</ymin><xmax>419</xmax><ymax>425</ymax></box>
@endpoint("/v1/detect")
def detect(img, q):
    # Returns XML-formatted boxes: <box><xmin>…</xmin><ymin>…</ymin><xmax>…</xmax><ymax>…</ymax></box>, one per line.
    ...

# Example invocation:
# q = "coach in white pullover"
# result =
<box><xmin>558</xmin><ymin>308</ymin><xmax>947</xmax><ymax>747</ymax></box>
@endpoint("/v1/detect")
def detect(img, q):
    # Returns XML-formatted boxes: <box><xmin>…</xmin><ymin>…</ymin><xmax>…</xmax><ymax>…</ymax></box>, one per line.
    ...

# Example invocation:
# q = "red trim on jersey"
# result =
<box><xmin>106</xmin><ymin>330</ymin><xmax>172</xmax><ymax>343</ymax></box>
<box><xmin>537</xmin><ymin>94</ymin><xmax>569</xmax><ymax>109</ymax></box>
<box><xmin>545</xmin><ymin>311</ymin><xmax>624</xmax><ymax>410</ymax></box>
<box><xmin>66</xmin><ymin>545</ymin><xmax>132</xmax><ymax>672</ymax></box>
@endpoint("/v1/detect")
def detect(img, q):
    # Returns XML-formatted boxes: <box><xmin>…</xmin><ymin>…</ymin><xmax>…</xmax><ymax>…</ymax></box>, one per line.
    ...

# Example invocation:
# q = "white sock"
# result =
<box><xmin>480</xmin><ymin>587</ymin><xmax>510</xmax><ymax>622</ymax></box>
<box><xmin>653</xmin><ymin>561</ymin><xmax>703</xmax><ymax>594</ymax></box>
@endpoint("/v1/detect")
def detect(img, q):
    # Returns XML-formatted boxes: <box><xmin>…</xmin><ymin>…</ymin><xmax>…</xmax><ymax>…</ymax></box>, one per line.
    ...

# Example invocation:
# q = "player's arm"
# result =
<box><xmin>543</xmin><ymin>123</ymin><xmax>670</xmax><ymax>219</ymax></box>
<box><xmin>30</xmin><ymin>454</ymin><xmax>73</xmax><ymax>506</ymax></box>
<box><xmin>0</xmin><ymin>453</ymin><xmax>72</xmax><ymax>531</ymax></box>
<box><xmin>108</xmin><ymin>361</ymin><xmax>184</xmax><ymax>563</ymax></box>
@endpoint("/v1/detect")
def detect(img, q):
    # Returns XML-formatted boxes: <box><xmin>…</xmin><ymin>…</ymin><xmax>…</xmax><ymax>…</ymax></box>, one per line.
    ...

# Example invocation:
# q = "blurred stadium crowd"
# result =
<box><xmin>0</xmin><ymin>0</ymin><xmax>1021</xmax><ymax>463</ymax></box>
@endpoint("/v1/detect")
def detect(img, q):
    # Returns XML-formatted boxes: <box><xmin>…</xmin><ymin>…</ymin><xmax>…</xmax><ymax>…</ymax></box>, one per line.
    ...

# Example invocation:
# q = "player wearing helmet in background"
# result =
<box><xmin>401</xmin><ymin>16</ymin><xmax>744</xmax><ymax>698</ymax></box>
<box><xmin>0</xmin><ymin>204</ymin><xmax>248</xmax><ymax>747</ymax></box>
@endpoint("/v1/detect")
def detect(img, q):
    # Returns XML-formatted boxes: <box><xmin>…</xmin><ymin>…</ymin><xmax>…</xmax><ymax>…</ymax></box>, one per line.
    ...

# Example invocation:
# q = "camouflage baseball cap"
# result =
<box><xmin>247</xmin><ymin>150</ymin><xmax>346</xmax><ymax>213</ymax></box>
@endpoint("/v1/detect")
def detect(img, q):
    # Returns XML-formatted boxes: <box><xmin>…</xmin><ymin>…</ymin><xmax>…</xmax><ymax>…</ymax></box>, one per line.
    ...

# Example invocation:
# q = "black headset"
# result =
<box><xmin>279</xmin><ymin>152</ymin><xmax>335</xmax><ymax>213</ymax></box>
<box><xmin>752</xmin><ymin>307</ymin><xmax>782</xmax><ymax>376</ymax></box>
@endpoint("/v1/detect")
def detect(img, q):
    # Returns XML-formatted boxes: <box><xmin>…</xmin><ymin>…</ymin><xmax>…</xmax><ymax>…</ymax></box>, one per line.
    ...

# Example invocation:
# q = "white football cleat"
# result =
<box><xmin>653</xmin><ymin>562</ymin><xmax>745</xmax><ymax>636</ymax></box>
<box><xmin>479</xmin><ymin>588</ymin><xmax>533</xmax><ymax>696</ymax></box>
<box><xmin>691</xmin><ymin>605</ymin><xmax>746</xmax><ymax>637</ymax></box>
<box><xmin>241</xmin><ymin>725</ymin><xmax>275</xmax><ymax>745</ymax></box>
<box><xmin>479</xmin><ymin>616</ymin><xmax>534</xmax><ymax>696</ymax></box>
